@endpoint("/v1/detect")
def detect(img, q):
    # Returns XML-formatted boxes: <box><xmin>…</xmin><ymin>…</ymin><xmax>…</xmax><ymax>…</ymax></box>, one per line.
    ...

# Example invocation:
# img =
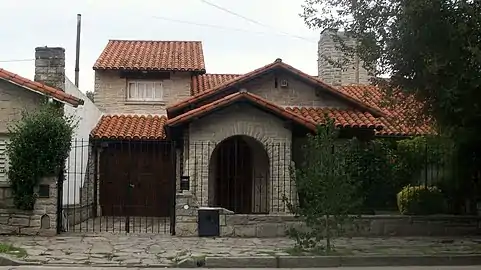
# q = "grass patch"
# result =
<box><xmin>0</xmin><ymin>243</ymin><xmax>27</xmax><ymax>258</ymax></box>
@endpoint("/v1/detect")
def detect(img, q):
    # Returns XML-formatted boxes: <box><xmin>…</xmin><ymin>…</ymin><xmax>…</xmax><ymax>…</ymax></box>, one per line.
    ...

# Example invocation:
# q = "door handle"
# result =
<box><xmin>129</xmin><ymin>184</ymin><xmax>135</xmax><ymax>188</ymax></box>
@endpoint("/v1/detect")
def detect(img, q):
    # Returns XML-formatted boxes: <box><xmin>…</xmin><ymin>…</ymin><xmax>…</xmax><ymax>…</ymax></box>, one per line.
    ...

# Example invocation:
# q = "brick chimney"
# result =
<box><xmin>34</xmin><ymin>47</ymin><xmax>65</xmax><ymax>91</ymax></box>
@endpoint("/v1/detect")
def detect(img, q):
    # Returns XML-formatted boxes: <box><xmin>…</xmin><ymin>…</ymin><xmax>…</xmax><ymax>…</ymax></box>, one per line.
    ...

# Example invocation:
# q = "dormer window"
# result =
<box><xmin>127</xmin><ymin>81</ymin><xmax>163</xmax><ymax>102</ymax></box>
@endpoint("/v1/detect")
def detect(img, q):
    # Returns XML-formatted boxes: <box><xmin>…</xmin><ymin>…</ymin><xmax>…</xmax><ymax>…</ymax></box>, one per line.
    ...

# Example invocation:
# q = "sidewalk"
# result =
<box><xmin>0</xmin><ymin>235</ymin><xmax>480</xmax><ymax>267</ymax></box>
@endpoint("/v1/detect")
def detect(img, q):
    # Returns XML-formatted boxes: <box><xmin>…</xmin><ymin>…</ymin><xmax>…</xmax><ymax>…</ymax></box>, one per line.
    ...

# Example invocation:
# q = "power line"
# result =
<box><xmin>0</xmin><ymin>58</ymin><xmax>35</xmax><ymax>63</ymax></box>
<box><xmin>151</xmin><ymin>15</ymin><xmax>316</xmax><ymax>43</ymax></box>
<box><xmin>199</xmin><ymin>0</ymin><xmax>315</xmax><ymax>42</ymax></box>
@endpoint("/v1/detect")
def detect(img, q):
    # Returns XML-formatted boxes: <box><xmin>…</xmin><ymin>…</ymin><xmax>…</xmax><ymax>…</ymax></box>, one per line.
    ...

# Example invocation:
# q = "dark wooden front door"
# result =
<box><xmin>99</xmin><ymin>142</ymin><xmax>173</xmax><ymax>217</ymax></box>
<box><xmin>215</xmin><ymin>136</ymin><xmax>253</xmax><ymax>213</ymax></box>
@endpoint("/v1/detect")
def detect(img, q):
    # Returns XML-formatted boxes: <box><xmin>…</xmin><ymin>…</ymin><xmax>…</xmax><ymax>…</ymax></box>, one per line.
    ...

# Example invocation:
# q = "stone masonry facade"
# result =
<box><xmin>0</xmin><ymin>176</ymin><xmax>58</xmax><ymax>236</ymax></box>
<box><xmin>94</xmin><ymin>70</ymin><xmax>192</xmax><ymax>114</ymax></box>
<box><xmin>0</xmin><ymin>80</ymin><xmax>44</xmax><ymax>134</ymax></box>
<box><xmin>318</xmin><ymin>31</ymin><xmax>371</xmax><ymax>86</ymax></box>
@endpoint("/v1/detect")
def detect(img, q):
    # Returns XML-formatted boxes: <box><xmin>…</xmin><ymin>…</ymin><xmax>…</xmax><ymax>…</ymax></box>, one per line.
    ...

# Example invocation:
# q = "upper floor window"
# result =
<box><xmin>127</xmin><ymin>81</ymin><xmax>163</xmax><ymax>102</ymax></box>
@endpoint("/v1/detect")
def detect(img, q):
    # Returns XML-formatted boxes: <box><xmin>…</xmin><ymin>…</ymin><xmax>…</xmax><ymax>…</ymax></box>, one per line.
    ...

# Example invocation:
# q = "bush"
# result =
<box><xmin>397</xmin><ymin>185</ymin><xmax>446</xmax><ymax>215</ymax></box>
<box><xmin>7</xmin><ymin>103</ymin><xmax>76</xmax><ymax>210</ymax></box>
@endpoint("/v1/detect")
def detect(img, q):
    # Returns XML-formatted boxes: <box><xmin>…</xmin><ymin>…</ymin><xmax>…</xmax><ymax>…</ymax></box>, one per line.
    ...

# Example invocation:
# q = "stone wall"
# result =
<box><xmin>0</xmin><ymin>80</ymin><xmax>44</xmax><ymax>134</ymax></box>
<box><xmin>0</xmin><ymin>177</ymin><xmax>58</xmax><ymax>236</ymax></box>
<box><xmin>93</xmin><ymin>70</ymin><xmax>192</xmax><ymax>114</ymax></box>
<box><xmin>175</xmin><ymin>191</ymin><xmax>481</xmax><ymax>237</ymax></box>
<box><xmin>244</xmin><ymin>72</ymin><xmax>350</xmax><ymax>108</ymax></box>
<box><xmin>219</xmin><ymin>214</ymin><xmax>481</xmax><ymax>238</ymax></box>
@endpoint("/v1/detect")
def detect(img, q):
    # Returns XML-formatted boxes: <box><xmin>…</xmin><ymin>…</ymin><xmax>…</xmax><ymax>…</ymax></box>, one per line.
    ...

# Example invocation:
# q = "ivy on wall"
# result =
<box><xmin>6</xmin><ymin>103</ymin><xmax>76</xmax><ymax>210</ymax></box>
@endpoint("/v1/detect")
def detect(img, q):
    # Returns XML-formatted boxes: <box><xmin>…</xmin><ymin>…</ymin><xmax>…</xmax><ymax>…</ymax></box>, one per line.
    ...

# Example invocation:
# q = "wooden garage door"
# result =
<box><xmin>99</xmin><ymin>141</ymin><xmax>174</xmax><ymax>217</ymax></box>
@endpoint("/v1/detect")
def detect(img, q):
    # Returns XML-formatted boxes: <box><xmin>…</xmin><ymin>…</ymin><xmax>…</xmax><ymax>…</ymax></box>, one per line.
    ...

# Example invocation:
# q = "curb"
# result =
<box><xmin>204</xmin><ymin>254</ymin><xmax>481</xmax><ymax>268</ymax></box>
<box><xmin>0</xmin><ymin>254</ymin><xmax>40</xmax><ymax>267</ymax></box>
<box><xmin>2</xmin><ymin>254</ymin><xmax>481</xmax><ymax>268</ymax></box>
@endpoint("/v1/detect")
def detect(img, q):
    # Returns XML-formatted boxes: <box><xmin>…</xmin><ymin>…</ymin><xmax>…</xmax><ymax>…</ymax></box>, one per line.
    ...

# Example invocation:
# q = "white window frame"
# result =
<box><xmin>0</xmin><ymin>137</ymin><xmax>9</xmax><ymax>183</ymax></box>
<box><xmin>127</xmin><ymin>81</ymin><xmax>164</xmax><ymax>102</ymax></box>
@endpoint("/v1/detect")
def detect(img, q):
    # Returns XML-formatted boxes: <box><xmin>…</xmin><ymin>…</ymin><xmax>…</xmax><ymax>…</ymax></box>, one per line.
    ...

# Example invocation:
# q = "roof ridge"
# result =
<box><xmin>108</xmin><ymin>39</ymin><xmax>203</xmax><ymax>43</ymax></box>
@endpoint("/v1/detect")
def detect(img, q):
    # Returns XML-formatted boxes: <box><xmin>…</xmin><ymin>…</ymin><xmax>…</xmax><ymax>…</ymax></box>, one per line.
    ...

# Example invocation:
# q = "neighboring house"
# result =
<box><xmin>64</xmin><ymin>76</ymin><xmax>102</xmax><ymax>206</ymax></box>
<box><xmin>85</xmin><ymin>37</ymin><xmax>431</xmax><ymax>228</ymax></box>
<box><xmin>0</xmin><ymin>60</ymin><xmax>84</xmax><ymax>184</ymax></box>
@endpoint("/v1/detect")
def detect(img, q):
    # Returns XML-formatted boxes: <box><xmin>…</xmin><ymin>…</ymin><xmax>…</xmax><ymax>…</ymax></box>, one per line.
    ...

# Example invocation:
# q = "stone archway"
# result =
<box><xmin>183</xmin><ymin>104</ymin><xmax>295</xmax><ymax>213</ymax></box>
<box><xmin>208</xmin><ymin>135</ymin><xmax>270</xmax><ymax>214</ymax></box>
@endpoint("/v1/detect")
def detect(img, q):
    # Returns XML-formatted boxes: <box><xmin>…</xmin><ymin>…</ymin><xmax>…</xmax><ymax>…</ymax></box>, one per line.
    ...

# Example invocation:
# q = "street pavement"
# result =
<box><xmin>0</xmin><ymin>235</ymin><xmax>480</xmax><ymax>266</ymax></box>
<box><xmin>1</xmin><ymin>267</ymin><xmax>481</xmax><ymax>270</ymax></box>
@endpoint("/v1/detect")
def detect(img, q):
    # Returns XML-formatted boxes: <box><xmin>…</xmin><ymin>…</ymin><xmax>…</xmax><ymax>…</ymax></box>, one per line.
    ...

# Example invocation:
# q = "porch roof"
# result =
<box><xmin>165</xmin><ymin>90</ymin><xmax>317</xmax><ymax>131</ymax></box>
<box><xmin>90</xmin><ymin>114</ymin><xmax>168</xmax><ymax>140</ymax></box>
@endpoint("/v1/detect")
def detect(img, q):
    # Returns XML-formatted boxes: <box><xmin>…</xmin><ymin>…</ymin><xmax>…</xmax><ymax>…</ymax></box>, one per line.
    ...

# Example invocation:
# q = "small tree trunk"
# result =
<box><xmin>325</xmin><ymin>214</ymin><xmax>331</xmax><ymax>253</ymax></box>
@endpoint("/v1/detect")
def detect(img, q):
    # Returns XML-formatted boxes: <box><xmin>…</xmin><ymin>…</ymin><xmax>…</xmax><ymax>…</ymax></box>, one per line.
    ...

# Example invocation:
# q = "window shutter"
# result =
<box><xmin>0</xmin><ymin>138</ymin><xmax>8</xmax><ymax>182</ymax></box>
<box><xmin>154</xmin><ymin>82</ymin><xmax>163</xmax><ymax>100</ymax></box>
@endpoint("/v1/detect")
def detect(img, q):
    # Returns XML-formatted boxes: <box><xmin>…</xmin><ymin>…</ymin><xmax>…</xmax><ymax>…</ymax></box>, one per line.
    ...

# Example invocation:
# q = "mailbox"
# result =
<box><xmin>180</xmin><ymin>175</ymin><xmax>190</xmax><ymax>191</ymax></box>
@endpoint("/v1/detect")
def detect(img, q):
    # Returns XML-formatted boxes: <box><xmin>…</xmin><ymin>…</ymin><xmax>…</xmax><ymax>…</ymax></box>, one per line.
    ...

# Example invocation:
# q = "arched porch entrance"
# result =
<box><xmin>208</xmin><ymin>135</ymin><xmax>270</xmax><ymax>214</ymax></box>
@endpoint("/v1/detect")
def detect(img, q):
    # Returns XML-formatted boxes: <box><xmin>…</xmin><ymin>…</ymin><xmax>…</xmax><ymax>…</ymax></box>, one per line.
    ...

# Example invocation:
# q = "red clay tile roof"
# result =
<box><xmin>338</xmin><ymin>85</ymin><xmax>434</xmax><ymax>136</ymax></box>
<box><xmin>168</xmin><ymin>59</ymin><xmax>385</xmax><ymax>117</ymax></box>
<box><xmin>191</xmin><ymin>73</ymin><xmax>241</xmax><ymax>95</ymax></box>
<box><xmin>165</xmin><ymin>91</ymin><xmax>317</xmax><ymax>131</ymax></box>
<box><xmin>93</xmin><ymin>40</ymin><xmax>206</xmax><ymax>72</ymax></box>
<box><xmin>285</xmin><ymin>107</ymin><xmax>383</xmax><ymax>130</ymax></box>
<box><xmin>91</xmin><ymin>114</ymin><xmax>167</xmax><ymax>140</ymax></box>
<box><xmin>0</xmin><ymin>68</ymin><xmax>84</xmax><ymax>107</ymax></box>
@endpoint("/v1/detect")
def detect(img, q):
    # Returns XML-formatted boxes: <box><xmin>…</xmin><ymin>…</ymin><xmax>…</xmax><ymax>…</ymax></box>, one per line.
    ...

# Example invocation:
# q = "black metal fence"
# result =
<box><xmin>59</xmin><ymin>139</ymin><xmax>176</xmax><ymax>234</ymax></box>
<box><xmin>331</xmin><ymin>137</ymin><xmax>463</xmax><ymax>214</ymax></box>
<box><xmin>59</xmin><ymin>134</ymin><xmax>469</xmax><ymax>234</ymax></box>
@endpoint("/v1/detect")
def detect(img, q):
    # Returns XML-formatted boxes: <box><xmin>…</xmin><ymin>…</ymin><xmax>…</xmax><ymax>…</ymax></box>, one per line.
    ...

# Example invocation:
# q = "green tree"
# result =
<box><xmin>287</xmin><ymin>120</ymin><xmax>361</xmax><ymax>253</ymax></box>
<box><xmin>301</xmin><ymin>0</ymin><xmax>481</xmax><ymax>212</ymax></box>
<box><xmin>7</xmin><ymin>103</ymin><xmax>76</xmax><ymax>210</ymax></box>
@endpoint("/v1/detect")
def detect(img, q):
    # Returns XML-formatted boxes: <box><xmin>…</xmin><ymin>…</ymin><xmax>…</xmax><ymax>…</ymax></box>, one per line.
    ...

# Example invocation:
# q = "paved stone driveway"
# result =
<box><xmin>0</xmin><ymin>235</ymin><xmax>480</xmax><ymax>267</ymax></box>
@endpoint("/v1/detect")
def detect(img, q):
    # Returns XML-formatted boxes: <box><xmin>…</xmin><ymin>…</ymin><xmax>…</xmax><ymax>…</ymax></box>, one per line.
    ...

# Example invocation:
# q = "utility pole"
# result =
<box><xmin>74</xmin><ymin>14</ymin><xmax>81</xmax><ymax>88</ymax></box>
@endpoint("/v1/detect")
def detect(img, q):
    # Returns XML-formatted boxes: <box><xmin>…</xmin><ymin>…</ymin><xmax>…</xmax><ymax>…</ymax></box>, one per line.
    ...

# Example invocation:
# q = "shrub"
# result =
<box><xmin>397</xmin><ymin>185</ymin><xmax>446</xmax><ymax>215</ymax></box>
<box><xmin>6</xmin><ymin>103</ymin><xmax>76</xmax><ymax>210</ymax></box>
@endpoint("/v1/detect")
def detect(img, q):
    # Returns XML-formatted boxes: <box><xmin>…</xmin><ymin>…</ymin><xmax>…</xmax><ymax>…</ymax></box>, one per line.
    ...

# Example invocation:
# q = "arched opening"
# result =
<box><xmin>209</xmin><ymin>135</ymin><xmax>270</xmax><ymax>214</ymax></box>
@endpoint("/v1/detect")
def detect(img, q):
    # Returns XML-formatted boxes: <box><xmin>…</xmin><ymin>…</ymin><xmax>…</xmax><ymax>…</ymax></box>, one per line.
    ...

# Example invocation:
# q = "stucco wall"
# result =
<box><xmin>0</xmin><ymin>80</ymin><xmax>44</xmax><ymax>134</ymax></box>
<box><xmin>63</xmin><ymin>77</ymin><xmax>102</xmax><ymax>205</ymax></box>
<box><xmin>244</xmin><ymin>72</ymin><xmax>349</xmax><ymax>108</ymax></box>
<box><xmin>93</xmin><ymin>70</ymin><xmax>192</xmax><ymax>114</ymax></box>
<box><xmin>185</xmin><ymin>104</ymin><xmax>294</xmax><ymax>213</ymax></box>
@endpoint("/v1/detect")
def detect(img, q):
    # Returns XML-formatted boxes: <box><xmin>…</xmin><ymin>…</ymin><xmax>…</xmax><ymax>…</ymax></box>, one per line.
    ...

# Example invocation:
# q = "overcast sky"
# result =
<box><xmin>0</xmin><ymin>0</ymin><xmax>320</xmax><ymax>93</ymax></box>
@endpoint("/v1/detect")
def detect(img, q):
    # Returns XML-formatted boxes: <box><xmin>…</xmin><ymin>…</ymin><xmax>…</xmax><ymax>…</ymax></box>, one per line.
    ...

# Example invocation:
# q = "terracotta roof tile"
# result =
<box><xmin>166</xmin><ymin>91</ymin><xmax>317</xmax><ymax>131</ymax></box>
<box><xmin>168</xmin><ymin>59</ymin><xmax>384</xmax><ymax>117</ymax></box>
<box><xmin>286</xmin><ymin>107</ymin><xmax>383</xmax><ymax>130</ymax></box>
<box><xmin>91</xmin><ymin>114</ymin><xmax>167</xmax><ymax>140</ymax></box>
<box><xmin>93</xmin><ymin>40</ymin><xmax>206</xmax><ymax>72</ymax></box>
<box><xmin>191</xmin><ymin>73</ymin><xmax>241</xmax><ymax>95</ymax></box>
<box><xmin>338</xmin><ymin>85</ymin><xmax>434</xmax><ymax>136</ymax></box>
<box><xmin>0</xmin><ymin>68</ymin><xmax>84</xmax><ymax>107</ymax></box>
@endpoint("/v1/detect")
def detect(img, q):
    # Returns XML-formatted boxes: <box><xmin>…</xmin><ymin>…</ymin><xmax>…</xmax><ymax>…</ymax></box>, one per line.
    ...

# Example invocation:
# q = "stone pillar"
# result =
<box><xmin>34</xmin><ymin>47</ymin><xmax>66</xmax><ymax>91</ymax></box>
<box><xmin>269</xmin><ymin>140</ymin><xmax>293</xmax><ymax>213</ymax></box>
<box><xmin>175</xmin><ymin>192</ymin><xmax>199</xmax><ymax>236</ymax></box>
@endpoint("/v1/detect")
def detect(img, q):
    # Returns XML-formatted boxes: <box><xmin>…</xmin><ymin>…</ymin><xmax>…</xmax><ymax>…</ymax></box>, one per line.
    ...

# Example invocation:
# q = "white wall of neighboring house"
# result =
<box><xmin>63</xmin><ymin>77</ymin><xmax>102</xmax><ymax>205</ymax></box>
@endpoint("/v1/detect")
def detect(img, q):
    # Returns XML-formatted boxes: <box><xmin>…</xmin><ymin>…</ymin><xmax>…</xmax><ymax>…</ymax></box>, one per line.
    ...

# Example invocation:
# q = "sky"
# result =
<box><xmin>0</xmin><ymin>0</ymin><xmax>320</xmax><ymax>93</ymax></box>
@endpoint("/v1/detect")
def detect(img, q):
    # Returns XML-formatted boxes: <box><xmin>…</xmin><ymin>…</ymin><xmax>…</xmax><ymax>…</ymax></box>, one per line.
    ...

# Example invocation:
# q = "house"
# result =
<box><xmin>75</xmin><ymin>36</ymin><xmax>431</xmax><ymax>236</ymax></box>
<box><xmin>0</xmin><ymin>48</ymin><xmax>84</xmax><ymax>184</ymax></box>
